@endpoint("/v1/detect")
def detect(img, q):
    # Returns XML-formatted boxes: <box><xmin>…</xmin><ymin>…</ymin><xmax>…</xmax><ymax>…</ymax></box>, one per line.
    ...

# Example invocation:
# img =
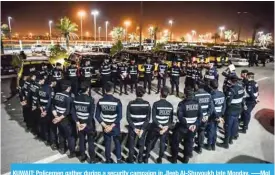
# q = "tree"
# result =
<box><xmin>110</xmin><ymin>40</ymin><xmax>123</xmax><ymax>56</ymax></box>
<box><xmin>212</xmin><ymin>33</ymin><xmax>220</xmax><ymax>45</ymax></box>
<box><xmin>224</xmin><ymin>30</ymin><xmax>236</xmax><ymax>43</ymax></box>
<box><xmin>152</xmin><ymin>26</ymin><xmax>159</xmax><ymax>47</ymax></box>
<box><xmin>258</xmin><ymin>33</ymin><xmax>273</xmax><ymax>48</ymax></box>
<box><xmin>1</xmin><ymin>24</ymin><xmax>9</xmax><ymax>54</ymax></box>
<box><xmin>56</xmin><ymin>17</ymin><xmax>78</xmax><ymax>51</ymax></box>
<box><xmin>180</xmin><ymin>36</ymin><xmax>185</xmax><ymax>43</ymax></box>
<box><xmin>152</xmin><ymin>43</ymin><xmax>165</xmax><ymax>52</ymax></box>
<box><xmin>110</xmin><ymin>27</ymin><xmax>125</xmax><ymax>42</ymax></box>
<box><xmin>251</xmin><ymin>22</ymin><xmax>261</xmax><ymax>46</ymax></box>
<box><xmin>128</xmin><ymin>33</ymin><xmax>139</xmax><ymax>43</ymax></box>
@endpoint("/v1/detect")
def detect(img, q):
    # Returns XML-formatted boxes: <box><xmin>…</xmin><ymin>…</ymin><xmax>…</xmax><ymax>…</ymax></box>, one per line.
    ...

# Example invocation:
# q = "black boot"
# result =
<box><xmin>68</xmin><ymin>151</ymin><xmax>76</xmax><ymax>158</ymax></box>
<box><xmin>156</xmin><ymin>157</ymin><xmax>162</xmax><ymax>163</ymax></box>
<box><xmin>79</xmin><ymin>154</ymin><xmax>87</xmax><ymax>162</ymax></box>
<box><xmin>167</xmin><ymin>156</ymin><xmax>177</xmax><ymax>163</ymax></box>
<box><xmin>59</xmin><ymin>148</ymin><xmax>66</xmax><ymax>154</ymax></box>
<box><xmin>51</xmin><ymin>143</ymin><xmax>57</xmax><ymax>151</ymax></box>
<box><xmin>126</xmin><ymin>158</ymin><xmax>134</xmax><ymax>163</ymax></box>
<box><xmin>229</xmin><ymin>137</ymin><xmax>233</xmax><ymax>144</ymax></box>
<box><xmin>217</xmin><ymin>142</ymin><xmax>229</xmax><ymax>149</ymax></box>
<box><xmin>194</xmin><ymin>146</ymin><xmax>202</xmax><ymax>154</ymax></box>
<box><xmin>155</xmin><ymin>91</ymin><xmax>159</xmax><ymax>94</ymax></box>
<box><xmin>211</xmin><ymin>144</ymin><xmax>216</xmax><ymax>151</ymax></box>
<box><xmin>182</xmin><ymin>156</ymin><xmax>189</xmax><ymax>163</ymax></box>
<box><xmin>204</xmin><ymin>144</ymin><xmax>211</xmax><ymax>151</ymax></box>
<box><xmin>117</xmin><ymin>159</ymin><xmax>124</xmax><ymax>163</ymax></box>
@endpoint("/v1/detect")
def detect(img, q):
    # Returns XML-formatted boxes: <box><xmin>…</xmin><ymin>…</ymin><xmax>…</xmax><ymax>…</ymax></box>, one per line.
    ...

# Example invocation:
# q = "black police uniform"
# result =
<box><xmin>51</xmin><ymin>66</ymin><xmax>63</xmax><ymax>92</ymax></box>
<box><xmin>194</xmin><ymin>88</ymin><xmax>213</xmax><ymax>153</ymax></box>
<box><xmin>28</xmin><ymin>76</ymin><xmax>41</xmax><ymax>136</ymax></box>
<box><xmin>111</xmin><ymin>61</ymin><xmax>119</xmax><ymax>92</ymax></box>
<box><xmin>100</xmin><ymin>62</ymin><xmax>112</xmax><ymax>95</ymax></box>
<box><xmin>191</xmin><ymin>66</ymin><xmax>202</xmax><ymax>86</ymax></box>
<box><xmin>206</xmin><ymin>89</ymin><xmax>226</xmax><ymax>149</ymax></box>
<box><xmin>144</xmin><ymin>99</ymin><xmax>173</xmax><ymax>163</ymax></box>
<box><xmin>170</xmin><ymin>94</ymin><xmax>203</xmax><ymax>163</ymax></box>
<box><xmin>222</xmin><ymin>70</ymin><xmax>236</xmax><ymax>93</ymax></box>
<box><xmin>128</xmin><ymin>63</ymin><xmax>139</xmax><ymax>93</ymax></box>
<box><xmin>38</xmin><ymin>82</ymin><xmax>53</xmax><ymax>143</ymax></box>
<box><xmin>204</xmin><ymin>67</ymin><xmax>218</xmax><ymax>91</ymax></box>
<box><xmin>48</xmin><ymin>81</ymin><xmax>58</xmax><ymax>149</ymax></box>
<box><xmin>95</xmin><ymin>94</ymin><xmax>122</xmax><ymax>163</ymax></box>
<box><xmin>126</xmin><ymin>98</ymin><xmax>151</xmax><ymax>163</ymax></box>
<box><xmin>20</xmin><ymin>76</ymin><xmax>32</xmax><ymax>129</ymax></box>
<box><xmin>242</xmin><ymin>74</ymin><xmax>259</xmax><ymax>132</ymax></box>
<box><xmin>170</xmin><ymin>65</ymin><xmax>181</xmax><ymax>96</ymax></box>
<box><xmin>143</xmin><ymin>63</ymin><xmax>155</xmax><ymax>94</ymax></box>
<box><xmin>118</xmin><ymin>62</ymin><xmax>128</xmax><ymax>95</ymax></box>
<box><xmin>156</xmin><ymin>63</ymin><xmax>168</xmax><ymax>93</ymax></box>
<box><xmin>52</xmin><ymin>90</ymin><xmax>75</xmax><ymax>155</ymax></box>
<box><xmin>66</xmin><ymin>64</ymin><xmax>79</xmax><ymax>96</ymax></box>
<box><xmin>220</xmin><ymin>79</ymin><xmax>245</xmax><ymax>148</ymax></box>
<box><xmin>185</xmin><ymin>65</ymin><xmax>193</xmax><ymax>88</ymax></box>
<box><xmin>72</xmin><ymin>93</ymin><xmax>96</xmax><ymax>162</ymax></box>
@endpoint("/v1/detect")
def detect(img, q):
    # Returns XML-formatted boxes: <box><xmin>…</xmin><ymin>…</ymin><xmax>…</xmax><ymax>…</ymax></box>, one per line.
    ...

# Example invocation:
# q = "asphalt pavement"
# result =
<box><xmin>1</xmin><ymin>63</ymin><xmax>274</xmax><ymax>174</ymax></box>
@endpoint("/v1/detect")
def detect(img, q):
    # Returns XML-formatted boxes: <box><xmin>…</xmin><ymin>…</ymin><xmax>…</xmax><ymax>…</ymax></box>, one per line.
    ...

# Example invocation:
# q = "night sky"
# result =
<box><xmin>1</xmin><ymin>1</ymin><xmax>274</xmax><ymax>40</ymax></box>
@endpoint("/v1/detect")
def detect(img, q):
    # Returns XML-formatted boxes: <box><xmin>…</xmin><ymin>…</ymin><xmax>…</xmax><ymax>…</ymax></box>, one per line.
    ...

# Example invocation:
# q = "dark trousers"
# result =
<box><xmin>57</xmin><ymin>121</ymin><xmax>75</xmax><ymax>153</ymax></box>
<box><xmin>70</xmin><ymin>79</ymin><xmax>79</xmax><ymax>97</ymax></box>
<box><xmin>102</xmin><ymin>75</ymin><xmax>111</xmax><ymax>95</ymax></box>
<box><xmin>144</xmin><ymin>74</ymin><xmax>152</xmax><ymax>93</ymax></box>
<box><xmin>127</xmin><ymin>128</ymin><xmax>146</xmax><ymax>162</ymax></box>
<box><xmin>23</xmin><ymin>106</ymin><xmax>31</xmax><ymax>129</ymax></box>
<box><xmin>119</xmin><ymin>78</ymin><xmax>127</xmax><ymax>94</ymax></box>
<box><xmin>39</xmin><ymin>113</ymin><xmax>51</xmax><ymax>142</ymax></box>
<box><xmin>185</xmin><ymin>77</ymin><xmax>193</xmax><ymax>88</ymax></box>
<box><xmin>111</xmin><ymin>73</ymin><xmax>118</xmax><ymax>91</ymax></box>
<box><xmin>104</xmin><ymin>131</ymin><xmax>122</xmax><ymax>161</ymax></box>
<box><xmin>49</xmin><ymin>118</ymin><xmax>58</xmax><ymax>145</ymax></box>
<box><xmin>157</xmin><ymin>76</ymin><xmax>166</xmax><ymax>92</ymax></box>
<box><xmin>171</xmin><ymin>127</ymin><xmax>195</xmax><ymax>160</ymax></box>
<box><xmin>79</xmin><ymin>129</ymin><xmax>96</xmax><ymax>160</ymax></box>
<box><xmin>197</xmin><ymin>121</ymin><xmax>207</xmax><ymax>148</ymax></box>
<box><xmin>129</xmin><ymin>75</ymin><xmax>138</xmax><ymax>92</ymax></box>
<box><xmin>145</xmin><ymin>128</ymin><xmax>168</xmax><ymax>159</ymax></box>
<box><xmin>170</xmin><ymin>77</ymin><xmax>179</xmax><ymax>95</ymax></box>
<box><xmin>206</xmin><ymin>121</ymin><xmax>218</xmax><ymax>145</ymax></box>
<box><xmin>242</xmin><ymin>103</ymin><xmax>256</xmax><ymax>130</ymax></box>
<box><xmin>224</xmin><ymin>114</ymin><xmax>239</xmax><ymax>144</ymax></box>
<box><xmin>30</xmin><ymin>108</ymin><xmax>40</xmax><ymax>135</ymax></box>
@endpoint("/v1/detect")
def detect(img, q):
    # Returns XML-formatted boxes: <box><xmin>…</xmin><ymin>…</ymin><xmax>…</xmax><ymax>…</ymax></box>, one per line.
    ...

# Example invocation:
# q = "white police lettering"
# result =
<box><xmin>75</xmin><ymin>105</ymin><xmax>88</xmax><ymax>112</ymax></box>
<box><xmin>55</xmin><ymin>94</ymin><xmax>64</xmax><ymax>101</ymax></box>
<box><xmin>199</xmin><ymin>98</ymin><xmax>209</xmax><ymax>103</ymax></box>
<box><xmin>30</xmin><ymin>68</ymin><xmax>35</xmax><ymax>72</ymax></box>
<box><xmin>214</xmin><ymin>97</ymin><xmax>225</xmax><ymax>105</ymax></box>
<box><xmin>186</xmin><ymin>104</ymin><xmax>198</xmax><ymax>111</ymax></box>
<box><xmin>238</xmin><ymin>90</ymin><xmax>244</xmax><ymax>94</ymax></box>
<box><xmin>102</xmin><ymin>105</ymin><xmax>116</xmax><ymax>111</ymax></box>
<box><xmin>39</xmin><ymin>91</ymin><xmax>46</xmax><ymax>97</ymax></box>
<box><xmin>159</xmin><ymin>109</ymin><xmax>171</xmax><ymax>115</ymax></box>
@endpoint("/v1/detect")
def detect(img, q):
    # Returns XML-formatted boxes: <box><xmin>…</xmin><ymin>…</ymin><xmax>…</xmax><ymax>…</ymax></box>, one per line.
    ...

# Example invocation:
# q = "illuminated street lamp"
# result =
<box><xmin>29</xmin><ymin>33</ymin><xmax>33</xmax><ymax>38</ymax></box>
<box><xmin>49</xmin><ymin>20</ymin><xmax>53</xmax><ymax>40</ymax></box>
<box><xmin>124</xmin><ymin>20</ymin><xmax>131</xmax><ymax>42</ymax></box>
<box><xmin>191</xmin><ymin>30</ymin><xmax>196</xmax><ymax>42</ymax></box>
<box><xmin>91</xmin><ymin>10</ymin><xmax>99</xmax><ymax>41</ymax></box>
<box><xmin>86</xmin><ymin>32</ymin><xmax>89</xmax><ymax>37</ymax></box>
<box><xmin>258</xmin><ymin>31</ymin><xmax>264</xmax><ymax>36</ymax></box>
<box><xmin>98</xmin><ymin>26</ymin><xmax>101</xmax><ymax>41</ymax></box>
<box><xmin>168</xmin><ymin>20</ymin><xmax>173</xmax><ymax>41</ymax></box>
<box><xmin>8</xmin><ymin>16</ymin><xmax>12</xmax><ymax>33</ymax></box>
<box><xmin>78</xmin><ymin>10</ymin><xmax>86</xmax><ymax>42</ymax></box>
<box><xmin>219</xmin><ymin>26</ymin><xmax>225</xmax><ymax>38</ymax></box>
<box><xmin>15</xmin><ymin>33</ymin><xmax>19</xmax><ymax>38</ymax></box>
<box><xmin>105</xmin><ymin>21</ymin><xmax>109</xmax><ymax>42</ymax></box>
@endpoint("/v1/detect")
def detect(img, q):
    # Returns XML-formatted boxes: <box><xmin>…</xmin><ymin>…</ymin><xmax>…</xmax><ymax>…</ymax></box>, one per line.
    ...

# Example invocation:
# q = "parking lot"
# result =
<box><xmin>1</xmin><ymin>64</ymin><xmax>274</xmax><ymax>174</ymax></box>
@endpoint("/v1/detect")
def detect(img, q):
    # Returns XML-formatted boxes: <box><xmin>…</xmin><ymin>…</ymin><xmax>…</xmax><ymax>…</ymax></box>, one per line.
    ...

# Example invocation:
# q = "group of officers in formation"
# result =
<box><xmin>18</xmin><ymin>55</ymin><xmax>259</xmax><ymax>164</ymax></box>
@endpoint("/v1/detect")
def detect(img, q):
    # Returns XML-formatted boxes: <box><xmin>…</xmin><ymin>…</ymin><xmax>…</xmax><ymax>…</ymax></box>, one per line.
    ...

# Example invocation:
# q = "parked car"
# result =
<box><xmin>228</xmin><ymin>53</ymin><xmax>249</xmax><ymax>67</ymax></box>
<box><xmin>1</xmin><ymin>54</ymin><xmax>21</xmax><ymax>77</ymax></box>
<box><xmin>31</xmin><ymin>44</ymin><xmax>47</xmax><ymax>54</ymax></box>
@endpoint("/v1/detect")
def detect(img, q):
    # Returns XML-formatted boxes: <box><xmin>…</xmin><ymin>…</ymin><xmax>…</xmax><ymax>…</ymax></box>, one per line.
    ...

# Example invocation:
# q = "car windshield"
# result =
<box><xmin>232</xmin><ymin>54</ymin><xmax>241</xmax><ymax>57</ymax></box>
<box><xmin>1</xmin><ymin>55</ymin><xmax>13</xmax><ymax>66</ymax></box>
<box><xmin>22</xmin><ymin>63</ymin><xmax>51</xmax><ymax>74</ymax></box>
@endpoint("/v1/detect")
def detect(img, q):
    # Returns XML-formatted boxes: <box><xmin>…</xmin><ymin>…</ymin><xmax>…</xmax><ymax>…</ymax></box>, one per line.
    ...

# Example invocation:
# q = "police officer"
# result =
<box><xmin>240</xmin><ymin>69</ymin><xmax>249</xmax><ymax>86</ymax></box>
<box><xmin>156</xmin><ymin>59</ymin><xmax>168</xmax><ymax>94</ymax></box>
<box><xmin>28</xmin><ymin>72</ymin><xmax>41</xmax><ymax>137</ymax></box>
<box><xmin>38</xmin><ymin>74</ymin><xmax>53</xmax><ymax>145</ymax></box>
<box><xmin>144</xmin><ymin>87</ymin><xmax>173</xmax><ymax>163</ymax></box>
<box><xmin>191</xmin><ymin>61</ymin><xmax>202</xmax><ymax>87</ymax></box>
<box><xmin>51</xmin><ymin>62</ymin><xmax>63</xmax><ymax>92</ymax></box>
<box><xmin>169</xmin><ymin>87</ymin><xmax>203</xmax><ymax>163</ymax></box>
<box><xmin>205</xmin><ymin>80</ymin><xmax>226</xmax><ymax>151</ymax></box>
<box><xmin>80</xmin><ymin>59</ymin><xmax>93</xmax><ymax>87</ymax></box>
<box><xmin>118</xmin><ymin>59</ymin><xmax>129</xmax><ymax>95</ymax></box>
<box><xmin>111</xmin><ymin>57</ymin><xmax>119</xmax><ymax>93</ymax></box>
<box><xmin>20</xmin><ymin>68</ymin><xmax>32</xmax><ymax>130</ymax></box>
<box><xmin>170</xmin><ymin>61</ymin><xmax>181</xmax><ymax>97</ymax></box>
<box><xmin>126</xmin><ymin>86</ymin><xmax>151</xmax><ymax>163</ymax></box>
<box><xmin>66</xmin><ymin>60</ymin><xmax>79</xmax><ymax>97</ymax></box>
<box><xmin>51</xmin><ymin>80</ymin><xmax>76</xmax><ymax>157</ymax></box>
<box><xmin>95</xmin><ymin>82</ymin><xmax>123</xmax><ymax>163</ymax></box>
<box><xmin>143</xmin><ymin>57</ymin><xmax>155</xmax><ymax>94</ymax></box>
<box><xmin>100</xmin><ymin>57</ymin><xmax>112</xmax><ymax>95</ymax></box>
<box><xmin>194</xmin><ymin>81</ymin><xmax>214</xmax><ymax>154</ymax></box>
<box><xmin>40</xmin><ymin>63</ymin><xmax>50</xmax><ymax>80</ymax></box>
<box><xmin>71</xmin><ymin>82</ymin><xmax>97</xmax><ymax>163</ymax></box>
<box><xmin>128</xmin><ymin>58</ymin><xmax>139</xmax><ymax>93</ymax></box>
<box><xmin>185</xmin><ymin>62</ymin><xmax>193</xmax><ymax>89</ymax></box>
<box><xmin>241</xmin><ymin>72</ymin><xmax>259</xmax><ymax>133</ymax></box>
<box><xmin>47</xmin><ymin>77</ymin><xmax>58</xmax><ymax>150</ymax></box>
<box><xmin>204</xmin><ymin>63</ymin><xmax>218</xmax><ymax>86</ymax></box>
<box><xmin>218</xmin><ymin>75</ymin><xmax>245</xmax><ymax>149</ymax></box>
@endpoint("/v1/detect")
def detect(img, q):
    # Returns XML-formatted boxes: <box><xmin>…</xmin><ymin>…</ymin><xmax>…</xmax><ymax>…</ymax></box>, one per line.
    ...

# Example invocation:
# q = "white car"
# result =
<box><xmin>31</xmin><ymin>44</ymin><xmax>47</xmax><ymax>53</ymax></box>
<box><xmin>228</xmin><ymin>54</ymin><xmax>249</xmax><ymax>67</ymax></box>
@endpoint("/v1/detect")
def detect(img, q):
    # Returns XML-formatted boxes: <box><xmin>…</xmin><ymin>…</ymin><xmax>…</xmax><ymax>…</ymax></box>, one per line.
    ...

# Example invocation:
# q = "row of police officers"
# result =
<box><xmin>18</xmin><ymin>59</ymin><xmax>259</xmax><ymax>163</ymax></box>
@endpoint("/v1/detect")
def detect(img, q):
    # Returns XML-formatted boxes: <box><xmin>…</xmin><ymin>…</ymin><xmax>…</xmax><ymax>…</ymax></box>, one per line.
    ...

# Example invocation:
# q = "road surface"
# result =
<box><xmin>1</xmin><ymin>64</ymin><xmax>274</xmax><ymax>174</ymax></box>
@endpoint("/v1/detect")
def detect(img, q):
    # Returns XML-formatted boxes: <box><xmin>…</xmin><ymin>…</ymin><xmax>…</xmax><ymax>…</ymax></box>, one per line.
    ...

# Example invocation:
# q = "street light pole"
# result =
<box><xmin>8</xmin><ymin>16</ymin><xmax>13</xmax><ymax>52</ymax></box>
<box><xmin>237</xmin><ymin>11</ymin><xmax>247</xmax><ymax>42</ymax></box>
<box><xmin>98</xmin><ymin>26</ymin><xmax>101</xmax><ymax>41</ymax></box>
<box><xmin>105</xmin><ymin>21</ymin><xmax>109</xmax><ymax>42</ymax></box>
<box><xmin>91</xmin><ymin>10</ymin><xmax>99</xmax><ymax>42</ymax></box>
<box><xmin>139</xmin><ymin>1</ymin><xmax>143</xmax><ymax>51</ymax></box>
<box><xmin>169</xmin><ymin>20</ymin><xmax>173</xmax><ymax>41</ymax></box>
<box><xmin>49</xmin><ymin>20</ymin><xmax>53</xmax><ymax>40</ymax></box>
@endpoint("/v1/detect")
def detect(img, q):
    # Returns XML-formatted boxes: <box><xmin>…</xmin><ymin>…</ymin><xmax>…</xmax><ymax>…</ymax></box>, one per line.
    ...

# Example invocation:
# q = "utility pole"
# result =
<box><xmin>139</xmin><ymin>1</ymin><xmax>143</xmax><ymax>51</ymax></box>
